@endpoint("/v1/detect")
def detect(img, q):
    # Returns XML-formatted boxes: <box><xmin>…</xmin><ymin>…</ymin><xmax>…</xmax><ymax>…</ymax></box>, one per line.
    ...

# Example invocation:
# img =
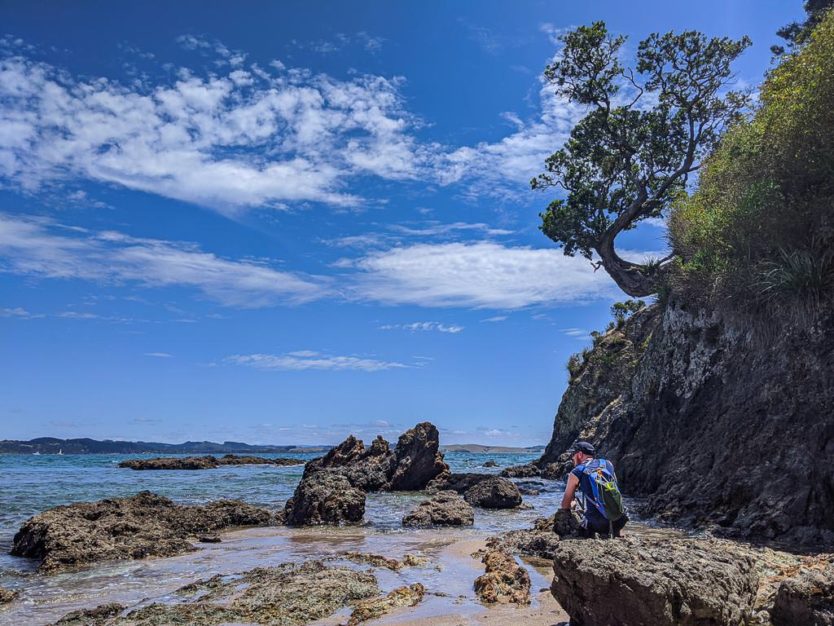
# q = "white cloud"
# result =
<box><xmin>341</xmin><ymin>241</ymin><xmax>623</xmax><ymax>309</ymax></box>
<box><xmin>561</xmin><ymin>327</ymin><xmax>588</xmax><ymax>338</ymax></box>
<box><xmin>227</xmin><ymin>351</ymin><xmax>408</xmax><ymax>372</ymax></box>
<box><xmin>482</xmin><ymin>315</ymin><xmax>507</xmax><ymax>323</ymax></box>
<box><xmin>389</xmin><ymin>222</ymin><xmax>513</xmax><ymax>237</ymax></box>
<box><xmin>380</xmin><ymin>321</ymin><xmax>464</xmax><ymax>334</ymax></box>
<box><xmin>0</xmin><ymin>45</ymin><xmax>427</xmax><ymax>214</ymax></box>
<box><xmin>0</xmin><ymin>214</ymin><xmax>326</xmax><ymax>307</ymax></box>
<box><xmin>144</xmin><ymin>352</ymin><xmax>173</xmax><ymax>358</ymax></box>
<box><xmin>436</xmin><ymin>79</ymin><xmax>586</xmax><ymax>200</ymax></box>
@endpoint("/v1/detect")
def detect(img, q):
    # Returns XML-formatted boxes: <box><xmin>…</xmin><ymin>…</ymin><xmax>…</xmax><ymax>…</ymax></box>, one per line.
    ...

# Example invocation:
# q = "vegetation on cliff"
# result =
<box><xmin>671</xmin><ymin>7</ymin><xmax>834</xmax><ymax>318</ymax></box>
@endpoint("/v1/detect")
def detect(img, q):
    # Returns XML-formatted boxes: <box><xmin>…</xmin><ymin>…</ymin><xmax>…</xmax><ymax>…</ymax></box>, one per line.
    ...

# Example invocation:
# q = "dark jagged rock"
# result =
<box><xmin>487</xmin><ymin>515</ymin><xmax>568</xmax><ymax>561</ymax></box>
<box><xmin>387</xmin><ymin>422</ymin><xmax>449</xmax><ymax>490</ymax></box>
<box><xmin>462</xmin><ymin>476</ymin><xmax>522</xmax><ymax>509</ymax></box>
<box><xmin>119</xmin><ymin>455</ymin><xmax>219</xmax><ymax>470</ymax></box>
<box><xmin>0</xmin><ymin>587</ymin><xmax>18</xmax><ymax>604</ymax></box>
<box><xmin>483</xmin><ymin>460</ymin><xmax>498</xmax><ymax>467</ymax></box>
<box><xmin>119</xmin><ymin>454</ymin><xmax>303</xmax><ymax>470</ymax></box>
<box><xmin>772</xmin><ymin>562</ymin><xmax>834</xmax><ymax>626</ymax></box>
<box><xmin>283</xmin><ymin>471</ymin><xmax>365</xmax><ymax>526</ymax></box>
<box><xmin>428</xmin><ymin>473</ymin><xmax>522</xmax><ymax>509</ymax></box>
<box><xmin>348</xmin><ymin>583</ymin><xmax>425</xmax><ymax>625</ymax></box>
<box><xmin>54</xmin><ymin>603</ymin><xmax>125</xmax><ymax>625</ymax></box>
<box><xmin>474</xmin><ymin>549</ymin><xmax>531</xmax><ymax>605</ymax></box>
<box><xmin>538</xmin><ymin>302</ymin><xmax>834</xmax><ymax>546</ymax></box>
<box><xmin>551</xmin><ymin>536</ymin><xmax>759</xmax><ymax>626</ymax></box>
<box><xmin>500</xmin><ymin>463</ymin><xmax>541</xmax><ymax>478</ymax></box>
<box><xmin>302</xmin><ymin>423</ymin><xmax>449</xmax><ymax>492</ymax></box>
<box><xmin>402</xmin><ymin>491</ymin><xmax>474</xmax><ymax>527</ymax></box>
<box><xmin>218</xmin><ymin>454</ymin><xmax>303</xmax><ymax>466</ymax></box>
<box><xmin>10</xmin><ymin>491</ymin><xmax>274</xmax><ymax>572</ymax></box>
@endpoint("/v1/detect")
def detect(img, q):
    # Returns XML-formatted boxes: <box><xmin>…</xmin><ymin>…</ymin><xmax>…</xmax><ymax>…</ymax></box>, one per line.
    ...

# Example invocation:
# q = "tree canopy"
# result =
<box><xmin>532</xmin><ymin>22</ymin><xmax>750</xmax><ymax>296</ymax></box>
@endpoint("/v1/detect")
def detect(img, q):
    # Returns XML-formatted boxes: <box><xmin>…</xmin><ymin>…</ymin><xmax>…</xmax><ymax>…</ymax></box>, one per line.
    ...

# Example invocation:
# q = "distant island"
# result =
<box><xmin>0</xmin><ymin>437</ymin><xmax>545</xmax><ymax>456</ymax></box>
<box><xmin>0</xmin><ymin>437</ymin><xmax>330</xmax><ymax>455</ymax></box>
<box><xmin>440</xmin><ymin>444</ymin><xmax>544</xmax><ymax>454</ymax></box>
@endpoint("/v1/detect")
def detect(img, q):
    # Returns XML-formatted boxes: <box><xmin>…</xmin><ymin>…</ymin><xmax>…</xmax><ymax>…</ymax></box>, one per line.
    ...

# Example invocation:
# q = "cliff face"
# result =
<box><xmin>541</xmin><ymin>300</ymin><xmax>834</xmax><ymax>547</ymax></box>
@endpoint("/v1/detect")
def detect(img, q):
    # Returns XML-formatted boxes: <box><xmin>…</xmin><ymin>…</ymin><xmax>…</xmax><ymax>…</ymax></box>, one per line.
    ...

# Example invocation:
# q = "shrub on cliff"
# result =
<box><xmin>670</xmin><ymin>8</ymin><xmax>834</xmax><ymax>318</ymax></box>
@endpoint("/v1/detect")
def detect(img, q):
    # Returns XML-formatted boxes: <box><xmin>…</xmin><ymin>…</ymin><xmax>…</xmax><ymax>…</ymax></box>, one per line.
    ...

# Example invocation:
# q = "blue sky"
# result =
<box><xmin>0</xmin><ymin>1</ymin><xmax>801</xmax><ymax>446</ymax></box>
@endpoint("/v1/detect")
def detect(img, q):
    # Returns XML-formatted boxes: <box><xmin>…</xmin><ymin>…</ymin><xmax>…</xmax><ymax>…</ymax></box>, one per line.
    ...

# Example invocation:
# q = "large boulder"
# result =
<box><xmin>462</xmin><ymin>476</ymin><xmax>522</xmax><ymax>509</ymax></box>
<box><xmin>284</xmin><ymin>471</ymin><xmax>366</xmax><ymax>526</ymax></box>
<box><xmin>474</xmin><ymin>549</ymin><xmax>531</xmax><ymax>605</ymax></box>
<box><xmin>11</xmin><ymin>491</ymin><xmax>273</xmax><ymax>572</ymax></box>
<box><xmin>428</xmin><ymin>473</ymin><xmax>522</xmax><ymax>509</ymax></box>
<box><xmin>304</xmin><ymin>435</ymin><xmax>394</xmax><ymax>491</ymax></box>
<box><xmin>550</xmin><ymin>536</ymin><xmax>759</xmax><ymax>626</ymax></box>
<box><xmin>402</xmin><ymin>491</ymin><xmax>474</xmax><ymax>527</ymax></box>
<box><xmin>772</xmin><ymin>562</ymin><xmax>834</xmax><ymax>626</ymax></box>
<box><xmin>387</xmin><ymin>422</ymin><xmax>449</xmax><ymax>490</ymax></box>
<box><xmin>302</xmin><ymin>423</ymin><xmax>449</xmax><ymax>492</ymax></box>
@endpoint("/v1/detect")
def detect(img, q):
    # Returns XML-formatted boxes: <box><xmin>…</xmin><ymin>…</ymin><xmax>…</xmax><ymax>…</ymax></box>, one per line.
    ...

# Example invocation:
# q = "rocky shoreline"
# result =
<box><xmin>4</xmin><ymin>421</ymin><xmax>832</xmax><ymax>625</ymax></box>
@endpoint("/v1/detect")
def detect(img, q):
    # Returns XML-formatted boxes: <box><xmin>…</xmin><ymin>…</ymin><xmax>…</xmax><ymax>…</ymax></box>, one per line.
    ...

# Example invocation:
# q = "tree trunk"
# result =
<box><xmin>596</xmin><ymin>233</ymin><xmax>665</xmax><ymax>297</ymax></box>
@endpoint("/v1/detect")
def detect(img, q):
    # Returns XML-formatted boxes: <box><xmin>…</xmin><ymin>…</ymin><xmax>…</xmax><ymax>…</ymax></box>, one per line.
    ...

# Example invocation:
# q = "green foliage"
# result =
<box><xmin>670</xmin><ymin>9</ymin><xmax>834</xmax><ymax>316</ymax></box>
<box><xmin>611</xmin><ymin>299</ymin><xmax>646</xmax><ymax>327</ymax></box>
<box><xmin>772</xmin><ymin>0</ymin><xmax>834</xmax><ymax>55</ymax></box>
<box><xmin>533</xmin><ymin>21</ymin><xmax>749</xmax><ymax>297</ymax></box>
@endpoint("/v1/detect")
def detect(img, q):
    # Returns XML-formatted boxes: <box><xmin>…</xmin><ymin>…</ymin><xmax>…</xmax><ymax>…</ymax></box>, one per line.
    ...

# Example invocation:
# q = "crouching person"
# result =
<box><xmin>557</xmin><ymin>441</ymin><xmax>627</xmax><ymax>538</ymax></box>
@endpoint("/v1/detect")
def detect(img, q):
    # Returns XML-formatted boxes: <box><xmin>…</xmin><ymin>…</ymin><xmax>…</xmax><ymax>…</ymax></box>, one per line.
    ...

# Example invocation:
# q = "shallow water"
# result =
<box><xmin>0</xmin><ymin>451</ymin><xmax>580</xmax><ymax>624</ymax></box>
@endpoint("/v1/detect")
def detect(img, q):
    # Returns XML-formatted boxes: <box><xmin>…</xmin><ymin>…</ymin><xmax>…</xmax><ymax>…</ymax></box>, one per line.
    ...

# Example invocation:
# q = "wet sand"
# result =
<box><xmin>0</xmin><ymin>525</ymin><xmax>570</xmax><ymax>625</ymax></box>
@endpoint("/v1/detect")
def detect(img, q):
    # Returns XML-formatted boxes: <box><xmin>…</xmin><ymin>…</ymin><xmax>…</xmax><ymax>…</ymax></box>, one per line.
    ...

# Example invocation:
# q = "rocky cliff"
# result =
<box><xmin>539</xmin><ymin>300</ymin><xmax>834</xmax><ymax>547</ymax></box>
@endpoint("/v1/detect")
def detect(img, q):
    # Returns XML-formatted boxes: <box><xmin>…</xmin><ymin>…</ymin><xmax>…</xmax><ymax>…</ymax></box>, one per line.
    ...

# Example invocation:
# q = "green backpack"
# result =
<box><xmin>582</xmin><ymin>459</ymin><xmax>625</xmax><ymax>522</ymax></box>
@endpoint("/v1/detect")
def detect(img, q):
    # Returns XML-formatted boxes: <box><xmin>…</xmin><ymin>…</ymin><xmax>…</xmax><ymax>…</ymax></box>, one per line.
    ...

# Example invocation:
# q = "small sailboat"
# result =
<box><xmin>57</xmin><ymin>449</ymin><xmax>63</xmax><ymax>455</ymax></box>
<box><xmin>32</xmin><ymin>451</ymin><xmax>41</xmax><ymax>455</ymax></box>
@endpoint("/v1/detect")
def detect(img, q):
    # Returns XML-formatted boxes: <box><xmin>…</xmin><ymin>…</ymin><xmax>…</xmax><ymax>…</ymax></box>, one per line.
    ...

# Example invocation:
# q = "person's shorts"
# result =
<box><xmin>578</xmin><ymin>514</ymin><xmax>628</xmax><ymax>539</ymax></box>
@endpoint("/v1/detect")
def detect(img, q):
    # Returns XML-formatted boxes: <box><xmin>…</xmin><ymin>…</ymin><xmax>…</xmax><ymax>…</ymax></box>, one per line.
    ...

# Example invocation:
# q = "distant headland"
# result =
<box><xmin>0</xmin><ymin>437</ymin><xmax>330</xmax><ymax>455</ymax></box>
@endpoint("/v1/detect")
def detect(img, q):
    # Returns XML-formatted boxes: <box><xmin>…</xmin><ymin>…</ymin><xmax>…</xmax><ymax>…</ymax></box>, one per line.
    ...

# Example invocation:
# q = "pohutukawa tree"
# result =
<box><xmin>532</xmin><ymin>22</ymin><xmax>751</xmax><ymax>296</ymax></box>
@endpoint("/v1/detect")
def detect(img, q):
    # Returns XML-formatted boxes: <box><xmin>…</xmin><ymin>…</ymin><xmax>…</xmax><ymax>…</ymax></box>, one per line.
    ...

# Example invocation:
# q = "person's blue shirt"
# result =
<box><xmin>570</xmin><ymin>458</ymin><xmax>617</xmax><ymax>527</ymax></box>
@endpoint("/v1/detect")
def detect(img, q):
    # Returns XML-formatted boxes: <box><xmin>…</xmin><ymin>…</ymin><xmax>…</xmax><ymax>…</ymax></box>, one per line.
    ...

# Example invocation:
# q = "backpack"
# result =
<box><xmin>581</xmin><ymin>459</ymin><xmax>625</xmax><ymax>522</ymax></box>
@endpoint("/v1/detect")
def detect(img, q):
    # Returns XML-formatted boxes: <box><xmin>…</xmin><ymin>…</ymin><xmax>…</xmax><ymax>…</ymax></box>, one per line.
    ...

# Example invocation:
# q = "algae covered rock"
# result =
<box><xmin>11</xmin><ymin>491</ymin><xmax>273</xmax><ymax>572</ymax></box>
<box><xmin>402</xmin><ymin>491</ymin><xmax>474</xmax><ymax>527</ymax></box>
<box><xmin>283</xmin><ymin>470</ymin><xmax>365</xmax><ymax>526</ymax></box>
<box><xmin>474</xmin><ymin>549</ymin><xmax>531</xmax><ymax>605</ymax></box>
<box><xmin>0</xmin><ymin>587</ymin><xmax>18</xmax><ymax>604</ymax></box>
<box><xmin>500</xmin><ymin>463</ymin><xmax>541</xmax><ymax>478</ymax></box>
<box><xmin>53</xmin><ymin>603</ymin><xmax>125</xmax><ymax>625</ymax></box>
<box><xmin>772</xmin><ymin>562</ymin><xmax>834</xmax><ymax>626</ymax></box>
<box><xmin>348</xmin><ymin>583</ymin><xmax>425</xmax><ymax>624</ymax></box>
<box><xmin>551</xmin><ymin>535</ymin><xmax>759</xmax><ymax>626</ymax></box>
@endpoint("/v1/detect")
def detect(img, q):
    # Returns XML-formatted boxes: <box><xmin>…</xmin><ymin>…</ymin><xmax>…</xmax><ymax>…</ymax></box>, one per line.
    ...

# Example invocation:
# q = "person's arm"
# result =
<box><xmin>560</xmin><ymin>472</ymin><xmax>580</xmax><ymax>510</ymax></box>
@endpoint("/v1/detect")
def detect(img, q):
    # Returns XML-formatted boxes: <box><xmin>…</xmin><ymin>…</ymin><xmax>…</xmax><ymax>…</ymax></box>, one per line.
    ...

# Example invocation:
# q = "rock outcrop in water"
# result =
<box><xmin>474</xmin><ymin>549</ymin><xmax>531</xmax><ymax>605</ymax></box>
<box><xmin>402</xmin><ymin>491</ymin><xmax>474</xmax><ymax>527</ymax></box>
<box><xmin>283</xmin><ymin>471</ymin><xmax>366</xmax><ymax>526</ymax></box>
<box><xmin>119</xmin><ymin>454</ymin><xmax>303</xmax><ymax>470</ymax></box>
<box><xmin>303</xmin><ymin>422</ymin><xmax>449</xmax><ymax>492</ymax></box>
<box><xmin>551</xmin><ymin>536</ymin><xmax>760</xmax><ymax>626</ymax></box>
<box><xmin>54</xmin><ymin>560</ymin><xmax>381</xmax><ymax>625</ymax></box>
<box><xmin>428</xmin><ymin>473</ymin><xmax>522</xmax><ymax>509</ymax></box>
<box><xmin>0</xmin><ymin>587</ymin><xmax>17</xmax><ymax>604</ymax></box>
<box><xmin>538</xmin><ymin>302</ymin><xmax>834</xmax><ymax>546</ymax></box>
<box><xmin>10</xmin><ymin>491</ymin><xmax>274</xmax><ymax>571</ymax></box>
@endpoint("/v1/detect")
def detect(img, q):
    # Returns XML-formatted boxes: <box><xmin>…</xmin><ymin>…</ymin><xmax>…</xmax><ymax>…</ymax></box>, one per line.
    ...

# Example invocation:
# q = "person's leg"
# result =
<box><xmin>611</xmin><ymin>514</ymin><xmax>629</xmax><ymax>538</ymax></box>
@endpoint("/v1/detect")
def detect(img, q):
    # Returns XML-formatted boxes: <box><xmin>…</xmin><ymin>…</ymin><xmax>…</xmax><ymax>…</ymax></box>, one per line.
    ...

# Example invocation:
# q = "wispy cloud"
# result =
<box><xmin>380</xmin><ymin>321</ymin><xmax>464</xmax><ymax>334</ymax></box>
<box><xmin>0</xmin><ymin>214</ymin><xmax>326</xmax><ymax>307</ymax></box>
<box><xmin>561</xmin><ymin>327</ymin><xmax>588</xmax><ymax>339</ymax></box>
<box><xmin>0</xmin><ymin>42</ymin><xmax>425</xmax><ymax>214</ymax></box>
<box><xmin>340</xmin><ymin>241</ymin><xmax>626</xmax><ymax>309</ymax></box>
<box><xmin>144</xmin><ymin>352</ymin><xmax>173</xmax><ymax>358</ymax></box>
<box><xmin>0</xmin><ymin>306</ymin><xmax>40</xmax><ymax>318</ymax></box>
<box><xmin>482</xmin><ymin>315</ymin><xmax>507</xmax><ymax>323</ymax></box>
<box><xmin>227</xmin><ymin>351</ymin><xmax>409</xmax><ymax>372</ymax></box>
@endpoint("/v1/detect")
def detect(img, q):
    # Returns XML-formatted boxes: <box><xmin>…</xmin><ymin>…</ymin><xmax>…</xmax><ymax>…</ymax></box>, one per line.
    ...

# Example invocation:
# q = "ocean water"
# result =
<box><xmin>0</xmin><ymin>450</ymin><xmax>590</xmax><ymax>624</ymax></box>
<box><xmin>0</xmin><ymin>451</ymin><xmax>559</xmax><ymax>570</ymax></box>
